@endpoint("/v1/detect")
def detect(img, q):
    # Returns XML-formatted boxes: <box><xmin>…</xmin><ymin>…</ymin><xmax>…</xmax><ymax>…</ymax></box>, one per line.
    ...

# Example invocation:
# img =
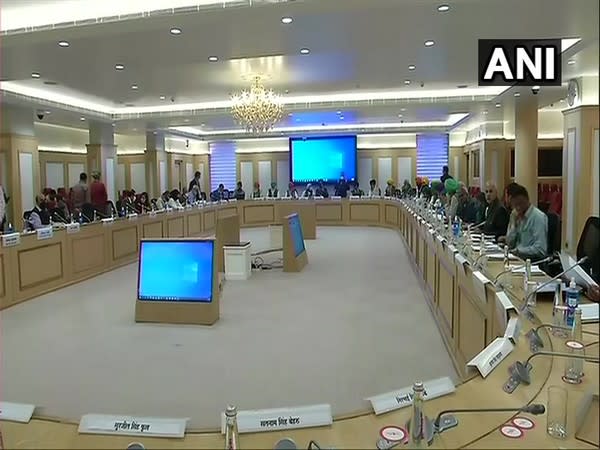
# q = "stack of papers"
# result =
<box><xmin>487</xmin><ymin>252</ymin><xmax>519</xmax><ymax>260</ymax></box>
<box><xmin>579</xmin><ymin>303</ymin><xmax>599</xmax><ymax>323</ymax></box>
<box><xmin>511</xmin><ymin>265</ymin><xmax>545</xmax><ymax>275</ymax></box>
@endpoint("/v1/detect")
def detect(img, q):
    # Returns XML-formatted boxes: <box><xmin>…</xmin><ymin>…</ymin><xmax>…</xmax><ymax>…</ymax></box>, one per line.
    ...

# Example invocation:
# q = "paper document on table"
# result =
<box><xmin>511</xmin><ymin>265</ymin><xmax>545</xmax><ymax>275</ymax></box>
<box><xmin>487</xmin><ymin>252</ymin><xmax>519</xmax><ymax>260</ymax></box>
<box><xmin>579</xmin><ymin>303</ymin><xmax>599</xmax><ymax>323</ymax></box>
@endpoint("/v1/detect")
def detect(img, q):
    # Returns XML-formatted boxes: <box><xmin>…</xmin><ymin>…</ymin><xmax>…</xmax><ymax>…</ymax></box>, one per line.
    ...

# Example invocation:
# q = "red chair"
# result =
<box><xmin>548</xmin><ymin>184</ymin><xmax>562</xmax><ymax>216</ymax></box>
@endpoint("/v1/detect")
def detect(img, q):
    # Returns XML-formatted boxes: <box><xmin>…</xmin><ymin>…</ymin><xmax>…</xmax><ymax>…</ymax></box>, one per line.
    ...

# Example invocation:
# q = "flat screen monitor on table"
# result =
<box><xmin>290</xmin><ymin>135</ymin><xmax>357</xmax><ymax>184</ymax></box>
<box><xmin>137</xmin><ymin>239</ymin><xmax>215</xmax><ymax>303</ymax></box>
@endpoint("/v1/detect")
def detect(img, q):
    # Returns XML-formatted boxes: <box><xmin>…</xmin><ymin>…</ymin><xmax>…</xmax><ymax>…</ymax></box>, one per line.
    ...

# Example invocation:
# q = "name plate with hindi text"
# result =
<box><xmin>472</xmin><ymin>270</ymin><xmax>491</xmax><ymax>303</ymax></box>
<box><xmin>127</xmin><ymin>213</ymin><xmax>138</xmax><ymax>220</ymax></box>
<box><xmin>101</xmin><ymin>217</ymin><xmax>114</xmax><ymax>225</ymax></box>
<box><xmin>78</xmin><ymin>414</ymin><xmax>187</xmax><ymax>438</ymax></box>
<box><xmin>221</xmin><ymin>404</ymin><xmax>332</xmax><ymax>434</ymax></box>
<box><xmin>0</xmin><ymin>401</ymin><xmax>35</xmax><ymax>423</ymax></box>
<box><xmin>66</xmin><ymin>222</ymin><xmax>80</xmax><ymax>234</ymax></box>
<box><xmin>467</xmin><ymin>337</ymin><xmax>514</xmax><ymax>378</ymax></box>
<box><xmin>495</xmin><ymin>291</ymin><xmax>518</xmax><ymax>331</ymax></box>
<box><xmin>366</xmin><ymin>377</ymin><xmax>456</xmax><ymax>415</ymax></box>
<box><xmin>504</xmin><ymin>316</ymin><xmax>522</xmax><ymax>344</ymax></box>
<box><xmin>1</xmin><ymin>232</ymin><xmax>20</xmax><ymax>247</ymax></box>
<box><xmin>36</xmin><ymin>226</ymin><xmax>53</xmax><ymax>240</ymax></box>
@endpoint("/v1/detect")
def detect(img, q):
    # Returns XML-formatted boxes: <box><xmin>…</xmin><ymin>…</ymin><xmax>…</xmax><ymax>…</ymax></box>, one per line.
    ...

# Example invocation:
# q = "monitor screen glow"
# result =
<box><xmin>137</xmin><ymin>240</ymin><xmax>214</xmax><ymax>302</ymax></box>
<box><xmin>290</xmin><ymin>135</ymin><xmax>357</xmax><ymax>184</ymax></box>
<box><xmin>289</xmin><ymin>214</ymin><xmax>305</xmax><ymax>257</ymax></box>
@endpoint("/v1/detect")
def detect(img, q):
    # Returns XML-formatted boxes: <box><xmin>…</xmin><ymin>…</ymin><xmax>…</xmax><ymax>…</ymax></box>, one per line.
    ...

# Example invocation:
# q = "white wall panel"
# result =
<box><xmin>258</xmin><ymin>160</ymin><xmax>271</xmax><ymax>194</ymax></box>
<box><xmin>19</xmin><ymin>153</ymin><xmax>34</xmax><ymax>211</ymax></box>
<box><xmin>358</xmin><ymin>157</ymin><xmax>372</xmax><ymax>193</ymax></box>
<box><xmin>396</xmin><ymin>157</ymin><xmax>412</xmax><ymax>186</ymax></box>
<box><xmin>105</xmin><ymin>158</ymin><xmax>115</xmax><ymax>203</ymax></box>
<box><xmin>116</xmin><ymin>163</ymin><xmax>126</xmax><ymax>193</ymax></box>
<box><xmin>130</xmin><ymin>162</ymin><xmax>146</xmax><ymax>193</ymax></box>
<box><xmin>453</xmin><ymin>155</ymin><xmax>460</xmax><ymax>181</ymax></box>
<box><xmin>159</xmin><ymin>160</ymin><xmax>167</xmax><ymax>194</ymax></box>
<box><xmin>239</xmin><ymin>161</ymin><xmax>253</xmax><ymax>199</ymax></box>
<box><xmin>0</xmin><ymin>152</ymin><xmax>6</xmax><ymax>185</ymax></box>
<box><xmin>45</xmin><ymin>162</ymin><xmax>64</xmax><ymax>189</ymax></box>
<box><xmin>593</xmin><ymin>129</ymin><xmax>599</xmax><ymax>216</ymax></box>
<box><xmin>185</xmin><ymin>162</ymin><xmax>194</xmax><ymax>189</ymax></box>
<box><xmin>68</xmin><ymin>163</ymin><xmax>85</xmax><ymax>188</ymax></box>
<box><xmin>566</xmin><ymin>130</ymin><xmax>576</xmax><ymax>251</ymax></box>
<box><xmin>377</xmin><ymin>157</ymin><xmax>392</xmax><ymax>191</ymax></box>
<box><xmin>276</xmin><ymin>160</ymin><xmax>289</xmax><ymax>195</ymax></box>
<box><xmin>197</xmin><ymin>162</ymin><xmax>206</xmax><ymax>192</ymax></box>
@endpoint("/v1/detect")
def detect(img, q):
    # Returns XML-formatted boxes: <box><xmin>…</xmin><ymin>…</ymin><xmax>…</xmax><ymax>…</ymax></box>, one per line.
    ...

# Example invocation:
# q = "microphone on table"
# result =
<box><xmin>274</xmin><ymin>438</ymin><xmax>297</xmax><ymax>450</ymax></box>
<box><xmin>491</xmin><ymin>256</ymin><xmax>554</xmax><ymax>284</ymax></box>
<box><xmin>504</xmin><ymin>351</ymin><xmax>600</xmax><ymax>393</ymax></box>
<box><xmin>520</xmin><ymin>256</ymin><xmax>589</xmax><ymax>321</ymax></box>
<box><xmin>52</xmin><ymin>211</ymin><xmax>68</xmax><ymax>224</ymax></box>
<box><xmin>433</xmin><ymin>403</ymin><xmax>546</xmax><ymax>434</ymax></box>
<box><xmin>79</xmin><ymin>212</ymin><xmax>93</xmax><ymax>223</ymax></box>
<box><xmin>526</xmin><ymin>323</ymin><xmax>600</xmax><ymax>352</ymax></box>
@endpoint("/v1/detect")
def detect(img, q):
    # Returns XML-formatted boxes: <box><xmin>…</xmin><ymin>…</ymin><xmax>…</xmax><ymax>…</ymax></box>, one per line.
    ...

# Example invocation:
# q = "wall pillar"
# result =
<box><xmin>145</xmin><ymin>131</ymin><xmax>166</xmax><ymax>198</ymax></box>
<box><xmin>87</xmin><ymin>121</ymin><xmax>117</xmax><ymax>203</ymax></box>
<box><xmin>562</xmin><ymin>105</ymin><xmax>600</xmax><ymax>252</ymax></box>
<box><xmin>0</xmin><ymin>105</ymin><xmax>38</xmax><ymax>227</ymax></box>
<box><xmin>514</xmin><ymin>93</ymin><xmax>539</xmax><ymax>205</ymax></box>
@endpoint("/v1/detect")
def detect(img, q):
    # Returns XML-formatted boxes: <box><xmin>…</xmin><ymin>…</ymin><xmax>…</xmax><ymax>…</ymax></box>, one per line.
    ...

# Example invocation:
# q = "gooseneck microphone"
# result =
<box><xmin>434</xmin><ymin>404</ymin><xmax>545</xmax><ymax>433</ymax></box>
<box><xmin>527</xmin><ymin>323</ymin><xmax>600</xmax><ymax>352</ymax></box>
<box><xmin>512</xmin><ymin>351</ymin><xmax>600</xmax><ymax>385</ymax></box>
<box><xmin>52</xmin><ymin>211</ymin><xmax>68</xmax><ymax>224</ymax></box>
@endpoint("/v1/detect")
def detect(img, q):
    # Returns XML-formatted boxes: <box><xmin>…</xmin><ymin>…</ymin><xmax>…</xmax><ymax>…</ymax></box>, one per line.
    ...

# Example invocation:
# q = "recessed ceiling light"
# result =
<box><xmin>567</xmin><ymin>59</ymin><xmax>576</xmax><ymax>65</ymax></box>
<box><xmin>58</xmin><ymin>40</ymin><xmax>70</xmax><ymax>47</ymax></box>
<box><xmin>208</xmin><ymin>56</ymin><xmax>218</xmax><ymax>62</ymax></box>
<box><xmin>404</xmin><ymin>80</ymin><xmax>411</xmax><ymax>85</ymax></box>
<box><xmin>424</xmin><ymin>40</ymin><xmax>435</xmax><ymax>47</ymax></box>
<box><xmin>170</xmin><ymin>27</ymin><xmax>182</xmax><ymax>35</ymax></box>
<box><xmin>31</xmin><ymin>72</ymin><xmax>41</xmax><ymax>78</ymax></box>
<box><xmin>532</xmin><ymin>85</ymin><xmax>540</xmax><ymax>91</ymax></box>
<box><xmin>408</xmin><ymin>65</ymin><xmax>416</xmax><ymax>71</ymax></box>
<box><xmin>398</xmin><ymin>114</ymin><xmax>403</xmax><ymax>118</ymax></box>
<box><xmin>483</xmin><ymin>110</ymin><xmax>488</xmax><ymax>115</ymax></box>
<box><xmin>400</xmin><ymin>107</ymin><xmax>406</xmax><ymax>112</ymax></box>
<box><xmin>300</xmin><ymin>48</ymin><xmax>310</xmax><ymax>54</ymax></box>
<box><xmin>44</xmin><ymin>110</ymin><xmax>51</xmax><ymax>114</ymax></box>
<box><xmin>80</xmin><ymin>117</ymin><xmax>86</xmax><ymax>121</ymax></box>
<box><xmin>560</xmin><ymin>99</ymin><xmax>565</xmax><ymax>103</ymax></box>
<box><xmin>437</xmin><ymin>4</ymin><xmax>450</xmax><ymax>12</ymax></box>
<box><xmin>131</xmin><ymin>84</ymin><xmax>138</xmax><ymax>90</ymax></box>
<box><xmin>159</xmin><ymin>95</ymin><xmax>166</xmax><ymax>100</ymax></box>
<box><xmin>339</xmin><ymin>116</ymin><xmax>344</xmax><ymax>120</ymax></box>
<box><xmin>281</xmin><ymin>17</ymin><xmax>293</xmax><ymax>24</ymax></box>
<box><xmin>201</xmin><ymin>123</ymin><xmax>206</xmax><ymax>126</ymax></box>
<box><xmin>112</xmin><ymin>123</ymin><xmax>116</xmax><ymax>127</ymax></box>
<box><xmin>514</xmin><ymin>92</ymin><xmax>521</xmax><ymax>97</ymax></box>
<box><xmin>495</xmin><ymin>103</ymin><xmax>501</xmax><ymax>107</ymax></box>
<box><xmin>457</xmin><ymin>84</ymin><xmax>468</xmax><ymax>89</ymax></box>
<box><xmin>115</xmin><ymin>64</ymin><xmax>125</xmax><ymax>70</ymax></box>
<box><xmin>336</xmin><ymin>110</ymin><xmax>342</xmax><ymax>114</ymax></box>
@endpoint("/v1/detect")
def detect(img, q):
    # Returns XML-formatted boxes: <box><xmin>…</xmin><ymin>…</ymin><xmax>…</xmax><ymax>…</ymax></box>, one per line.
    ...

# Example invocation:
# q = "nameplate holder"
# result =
<box><xmin>149</xmin><ymin>210</ymin><xmax>157</xmax><ymax>217</ymax></box>
<box><xmin>36</xmin><ymin>226</ymin><xmax>54</xmax><ymax>240</ymax></box>
<box><xmin>454</xmin><ymin>253</ymin><xmax>469</xmax><ymax>275</ymax></box>
<box><xmin>331</xmin><ymin>196</ymin><xmax>342</xmax><ymax>200</ymax></box>
<box><xmin>127</xmin><ymin>213</ymin><xmax>138</xmax><ymax>220</ymax></box>
<box><xmin>1</xmin><ymin>232</ymin><xmax>20</xmax><ymax>247</ymax></box>
<box><xmin>220</xmin><ymin>404</ymin><xmax>332</xmax><ymax>434</ymax></box>
<box><xmin>186</xmin><ymin>204</ymin><xmax>194</xmax><ymax>209</ymax></box>
<box><xmin>446</xmin><ymin>244</ymin><xmax>458</xmax><ymax>260</ymax></box>
<box><xmin>0</xmin><ymin>401</ymin><xmax>35</xmax><ymax>423</ymax></box>
<box><xmin>314</xmin><ymin>196</ymin><xmax>324</xmax><ymax>200</ymax></box>
<box><xmin>365</xmin><ymin>376</ymin><xmax>455</xmax><ymax>415</ymax></box>
<box><xmin>495</xmin><ymin>291</ymin><xmax>518</xmax><ymax>332</ymax></box>
<box><xmin>78</xmin><ymin>414</ymin><xmax>187</xmax><ymax>438</ymax></box>
<box><xmin>349</xmin><ymin>195</ymin><xmax>361</xmax><ymax>200</ymax></box>
<box><xmin>472</xmin><ymin>270</ymin><xmax>491</xmax><ymax>304</ymax></box>
<box><xmin>101</xmin><ymin>217</ymin><xmax>114</xmax><ymax>225</ymax></box>
<box><xmin>63</xmin><ymin>222</ymin><xmax>80</xmax><ymax>234</ymax></box>
<box><xmin>504</xmin><ymin>316</ymin><xmax>522</xmax><ymax>344</ymax></box>
<box><xmin>467</xmin><ymin>337</ymin><xmax>514</xmax><ymax>378</ymax></box>
<box><xmin>436</xmin><ymin>235</ymin><xmax>445</xmax><ymax>245</ymax></box>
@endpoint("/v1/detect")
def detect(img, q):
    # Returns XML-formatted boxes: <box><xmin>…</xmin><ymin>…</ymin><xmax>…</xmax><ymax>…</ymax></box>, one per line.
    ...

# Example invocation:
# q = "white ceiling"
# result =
<box><xmin>0</xmin><ymin>0</ymin><xmax>598</xmax><ymax>137</ymax></box>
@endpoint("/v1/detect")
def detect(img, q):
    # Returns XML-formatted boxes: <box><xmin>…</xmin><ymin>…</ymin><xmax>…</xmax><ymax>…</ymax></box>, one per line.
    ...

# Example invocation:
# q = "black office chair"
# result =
<box><xmin>577</xmin><ymin>216</ymin><xmax>599</xmax><ymax>284</ymax></box>
<box><xmin>546</xmin><ymin>211</ymin><xmax>562</xmax><ymax>255</ymax></box>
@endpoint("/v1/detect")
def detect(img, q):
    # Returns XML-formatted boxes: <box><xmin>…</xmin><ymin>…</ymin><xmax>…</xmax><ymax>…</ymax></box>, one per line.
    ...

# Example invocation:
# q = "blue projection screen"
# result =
<box><xmin>288</xmin><ymin>214</ymin><xmax>305</xmax><ymax>257</ymax></box>
<box><xmin>137</xmin><ymin>240</ymin><xmax>214</xmax><ymax>302</ymax></box>
<box><xmin>290</xmin><ymin>136</ymin><xmax>357</xmax><ymax>184</ymax></box>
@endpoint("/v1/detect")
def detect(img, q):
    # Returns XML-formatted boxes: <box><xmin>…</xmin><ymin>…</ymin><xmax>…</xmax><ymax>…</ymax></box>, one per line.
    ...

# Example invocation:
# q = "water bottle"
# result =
<box><xmin>565</xmin><ymin>278</ymin><xmax>579</xmax><ymax>327</ymax></box>
<box><xmin>224</xmin><ymin>405</ymin><xmax>238</xmax><ymax>450</ymax></box>
<box><xmin>452</xmin><ymin>217</ymin><xmax>460</xmax><ymax>239</ymax></box>
<box><xmin>552</xmin><ymin>282</ymin><xmax>567</xmax><ymax>337</ymax></box>
<box><xmin>78</xmin><ymin>213</ymin><xmax>83</xmax><ymax>224</ymax></box>
<box><xmin>7</xmin><ymin>222</ymin><xmax>13</xmax><ymax>233</ymax></box>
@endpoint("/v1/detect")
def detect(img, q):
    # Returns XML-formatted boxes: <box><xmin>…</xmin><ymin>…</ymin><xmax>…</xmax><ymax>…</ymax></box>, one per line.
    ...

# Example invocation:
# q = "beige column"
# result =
<box><xmin>145</xmin><ymin>131</ymin><xmax>167</xmax><ymax>198</ymax></box>
<box><xmin>514</xmin><ymin>93</ymin><xmax>539</xmax><ymax>205</ymax></box>
<box><xmin>87</xmin><ymin>121</ymin><xmax>117</xmax><ymax>203</ymax></box>
<box><xmin>0</xmin><ymin>105</ymin><xmax>39</xmax><ymax>228</ymax></box>
<box><xmin>562</xmin><ymin>105</ymin><xmax>600</xmax><ymax>252</ymax></box>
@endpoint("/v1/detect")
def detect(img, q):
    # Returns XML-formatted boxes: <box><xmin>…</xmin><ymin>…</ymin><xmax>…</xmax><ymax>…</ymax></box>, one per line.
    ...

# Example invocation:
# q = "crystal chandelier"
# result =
<box><xmin>231</xmin><ymin>76</ymin><xmax>283</xmax><ymax>133</ymax></box>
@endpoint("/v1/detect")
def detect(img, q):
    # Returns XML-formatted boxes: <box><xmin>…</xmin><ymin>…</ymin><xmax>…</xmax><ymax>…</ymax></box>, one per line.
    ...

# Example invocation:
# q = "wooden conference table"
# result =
<box><xmin>1</xmin><ymin>198</ymin><xmax>598</xmax><ymax>449</ymax></box>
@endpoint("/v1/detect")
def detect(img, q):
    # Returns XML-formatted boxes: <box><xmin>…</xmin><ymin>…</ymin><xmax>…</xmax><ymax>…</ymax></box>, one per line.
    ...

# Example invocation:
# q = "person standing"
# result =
<box><xmin>188</xmin><ymin>171</ymin><xmax>202</xmax><ymax>192</ymax></box>
<box><xmin>440</xmin><ymin>165</ymin><xmax>453</xmax><ymax>183</ymax></box>
<box><xmin>90</xmin><ymin>171</ymin><xmax>108</xmax><ymax>216</ymax></box>
<box><xmin>70</xmin><ymin>172</ymin><xmax>90</xmax><ymax>211</ymax></box>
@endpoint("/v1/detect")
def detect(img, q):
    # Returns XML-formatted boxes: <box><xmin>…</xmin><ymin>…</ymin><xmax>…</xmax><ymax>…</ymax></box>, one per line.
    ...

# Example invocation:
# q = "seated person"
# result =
<box><xmin>50</xmin><ymin>194</ymin><xmax>70</xmax><ymax>223</ymax></box>
<box><xmin>401</xmin><ymin>180</ymin><xmax>412</xmax><ymax>197</ymax></box>
<box><xmin>482</xmin><ymin>183</ymin><xmax>509</xmax><ymax>238</ymax></box>
<box><xmin>155</xmin><ymin>191</ymin><xmax>170</xmax><ymax>210</ymax></box>
<box><xmin>286</xmin><ymin>182</ymin><xmax>299</xmax><ymax>199</ymax></box>
<box><xmin>168</xmin><ymin>190</ymin><xmax>184</xmax><ymax>209</ymax></box>
<box><xmin>211</xmin><ymin>184</ymin><xmax>227</xmax><ymax>201</ymax></box>
<box><xmin>252</xmin><ymin>182</ymin><xmax>261</xmax><ymax>199</ymax></box>
<box><xmin>384</xmin><ymin>179</ymin><xmax>396</xmax><ymax>197</ymax></box>
<box><xmin>302</xmin><ymin>183</ymin><xmax>314</xmax><ymax>198</ymax></box>
<box><xmin>26</xmin><ymin>194</ymin><xmax>51</xmax><ymax>230</ymax></box>
<box><xmin>315</xmin><ymin>180</ymin><xmax>329</xmax><ymax>198</ymax></box>
<box><xmin>368</xmin><ymin>179</ymin><xmax>382</xmax><ymax>197</ymax></box>
<box><xmin>187</xmin><ymin>185</ymin><xmax>201</xmax><ymax>203</ymax></box>
<box><xmin>135</xmin><ymin>192</ymin><xmax>151</xmax><ymax>213</ymax></box>
<box><xmin>233</xmin><ymin>181</ymin><xmax>246</xmax><ymax>200</ymax></box>
<box><xmin>350</xmin><ymin>181</ymin><xmax>364</xmax><ymax>197</ymax></box>
<box><xmin>502</xmin><ymin>184</ymin><xmax>548</xmax><ymax>261</ymax></box>
<box><xmin>267</xmin><ymin>182</ymin><xmax>279</xmax><ymax>198</ymax></box>
<box><xmin>456</xmin><ymin>186</ymin><xmax>478</xmax><ymax>224</ymax></box>
<box><xmin>334</xmin><ymin>175</ymin><xmax>349</xmax><ymax>198</ymax></box>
